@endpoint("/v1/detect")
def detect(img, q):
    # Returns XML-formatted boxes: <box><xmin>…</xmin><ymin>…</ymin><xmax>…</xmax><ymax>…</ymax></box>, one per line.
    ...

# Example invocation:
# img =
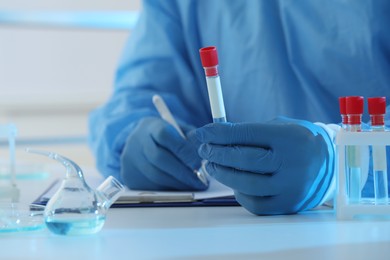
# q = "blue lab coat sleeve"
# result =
<box><xmin>89</xmin><ymin>0</ymin><xmax>390</xmax><ymax>193</ymax></box>
<box><xmin>88</xmin><ymin>0</ymin><xmax>211</xmax><ymax>180</ymax></box>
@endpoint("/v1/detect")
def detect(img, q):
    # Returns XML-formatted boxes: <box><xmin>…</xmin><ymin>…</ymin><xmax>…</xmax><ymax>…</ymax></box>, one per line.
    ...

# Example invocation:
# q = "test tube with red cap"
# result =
<box><xmin>338</xmin><ymin>97</ymin><xmax>348</xmax><ymax>129</ymax></box>
<box><xmin>368</xmin><ymin>97</ymin><xmax>386</xmax><ymax>131</ymax></box>
<box><xmin>368</xmin><ymin>97</ymin><xmax>388</xmax><ymax>204</ymax></box>
<box><xmin>346</xmin><ymin>96</ymin><xmax>364</xmax><ymax>132</ymax></box>
<box><xmin>345</xmin><ymin>96</ymin><xmax>364</xmax><ymax>203</ymax></box>
<box><xmin>199</xmin><ymin>46</ymin><xmax>227</xmax><ymax>123</ymax></box>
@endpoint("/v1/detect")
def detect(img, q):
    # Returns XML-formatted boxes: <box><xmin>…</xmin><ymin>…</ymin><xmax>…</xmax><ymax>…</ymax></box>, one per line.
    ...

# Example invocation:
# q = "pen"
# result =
<box><xmin>152</xmin><ymin>94</ymin><xmax>209</xmax><ymax>186</ymax></box>
<box><xmin>152</xmin><ymin>95</ymin><xmax>186</xmax><ymax>139</ymax></box>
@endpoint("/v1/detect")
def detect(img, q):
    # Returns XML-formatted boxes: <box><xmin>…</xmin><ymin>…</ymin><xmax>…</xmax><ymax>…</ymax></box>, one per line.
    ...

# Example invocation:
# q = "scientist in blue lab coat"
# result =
<box><xmin>89</xmin><ymin>0</ymin><xmax>390</xmax><ymax>215</ymax></box>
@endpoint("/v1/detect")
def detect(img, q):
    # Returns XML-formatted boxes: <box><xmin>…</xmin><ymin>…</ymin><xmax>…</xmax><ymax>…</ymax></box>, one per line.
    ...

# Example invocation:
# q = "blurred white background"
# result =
<box><xmin>0</xmin><ymin>0</ymin><xmax>141</xmax><ymax>166</ymax></box>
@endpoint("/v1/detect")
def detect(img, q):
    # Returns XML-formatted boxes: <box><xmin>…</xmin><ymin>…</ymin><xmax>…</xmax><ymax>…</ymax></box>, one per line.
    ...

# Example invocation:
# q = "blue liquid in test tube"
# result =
<box><xmin>368</xmin><ymin>97</ymin><xmax>389</xmax><ymax>204</ymax></box>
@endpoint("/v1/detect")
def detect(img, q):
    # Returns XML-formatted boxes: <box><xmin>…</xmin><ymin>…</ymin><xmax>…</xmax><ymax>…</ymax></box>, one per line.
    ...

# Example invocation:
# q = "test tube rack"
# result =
<box><xmin>336</xmin><ymin>130</ymin><xmax>390</xmax><ymax>220</ymax></box>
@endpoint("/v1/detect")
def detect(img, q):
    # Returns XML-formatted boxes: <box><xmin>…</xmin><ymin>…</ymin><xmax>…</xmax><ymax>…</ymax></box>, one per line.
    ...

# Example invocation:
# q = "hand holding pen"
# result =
<box><xmin>119</xmin><ymin>96</ymin><xmax>208</xmax><ymax>191</ymax></box>
<box><xmin>153</xmin><ymin>95</ymin><xmax>209</xmax><ymax>186</ymax></box>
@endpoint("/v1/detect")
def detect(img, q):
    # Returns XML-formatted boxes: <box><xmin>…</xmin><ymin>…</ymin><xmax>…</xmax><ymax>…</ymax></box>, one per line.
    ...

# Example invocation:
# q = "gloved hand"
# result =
<box><xmin>196</xmin><ymin>116</ymin><xmax>335</xmax><ymax>215</ymax></box>
<box><xmin>120</xmin><ymin>117</ymin><xmax>208</xmax><ymax>191</ymax></box>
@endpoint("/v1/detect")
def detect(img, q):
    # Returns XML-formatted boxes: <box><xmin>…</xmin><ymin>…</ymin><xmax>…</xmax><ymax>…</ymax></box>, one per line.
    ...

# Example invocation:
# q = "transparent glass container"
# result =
<box><xmin>27</xmin><ymin>149</ymin><xmax>124</xmax><ymax>235</ymax></box>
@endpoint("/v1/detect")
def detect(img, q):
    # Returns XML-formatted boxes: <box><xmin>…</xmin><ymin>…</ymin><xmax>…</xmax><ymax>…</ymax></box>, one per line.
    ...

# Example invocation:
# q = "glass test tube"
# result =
<box><xmin>199</xmin><ymin>46</ymin><xmax>227</xmax><ymax>123</ymax></box>
<box><xmin>339</xmin><ymin>97</ymin><xmax>350</xmax><ymax>195</ymax></box>
<box><xmin>345</xmin><ymin>96</ymin><xmax>364</xmax><ymax>204</ymax></box>
<box><xmin>368</xmin><ymin>97</ymin><xmax>389</xmax><ymax>204</ymax></box>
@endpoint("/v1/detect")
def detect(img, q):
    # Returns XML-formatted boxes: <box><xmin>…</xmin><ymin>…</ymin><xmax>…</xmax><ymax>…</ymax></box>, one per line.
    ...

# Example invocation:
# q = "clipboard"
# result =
<box><xmin>32</xmin><ymin>177</ymin><xmax>240</xmax><ymax>208</ymax></box>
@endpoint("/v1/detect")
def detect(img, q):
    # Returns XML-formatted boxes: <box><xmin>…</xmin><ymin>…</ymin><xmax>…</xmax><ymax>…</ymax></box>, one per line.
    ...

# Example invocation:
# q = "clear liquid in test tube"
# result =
<box><xmin>368</xmin><ymin>97</ymin><xmax>389</xmax><ymax>204</ymax></box>
<box><xmin>345</xmin><ymin>96</ymin><xmax>364</xmax><ymax>204</ymax></box>
<box><xmin>199</xmin><ymin>46</ymin><xmax>227</xmax><ymax>123</ymax></box>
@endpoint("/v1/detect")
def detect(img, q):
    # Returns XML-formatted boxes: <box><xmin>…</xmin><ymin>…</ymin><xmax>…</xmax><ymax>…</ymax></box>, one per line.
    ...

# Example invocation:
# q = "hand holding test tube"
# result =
<box><xmin>152</xmin><ymin>95</ymin><xmax>209</xmax><ymax>186</ymax></box>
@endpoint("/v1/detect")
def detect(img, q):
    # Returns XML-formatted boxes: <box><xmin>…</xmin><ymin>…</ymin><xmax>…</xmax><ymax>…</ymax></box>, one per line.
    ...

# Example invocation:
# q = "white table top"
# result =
<box><xmin>2</xmin><ymin>204</ymin><xmax>390</xmax><ymax>259</ymax></box>
<box><xmin>2</xmin><ymin>167</ymin><xmax>390</xmax><ymax>260</ymax></box>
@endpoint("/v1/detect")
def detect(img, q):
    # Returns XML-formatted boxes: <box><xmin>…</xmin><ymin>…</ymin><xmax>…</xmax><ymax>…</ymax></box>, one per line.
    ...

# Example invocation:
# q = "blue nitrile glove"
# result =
<box><xmin>196</xmin><ymin>116</ymin><xmax>335</xmax><ymax>215</ymax></box>
<box><xmin>120</xmin><ymin>117</ymin><xmax>208</xmax><ymax>191</ymax></box>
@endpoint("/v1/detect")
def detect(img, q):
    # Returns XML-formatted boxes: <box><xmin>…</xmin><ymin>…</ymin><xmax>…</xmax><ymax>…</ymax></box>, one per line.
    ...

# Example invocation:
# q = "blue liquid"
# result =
<box><xmin>374</xmin><ymin>170</ymin><xmax>389</xmax><ymax>204</ymax></box>
<box><xmin>45</xmin><ymin>215</ymin><xmax>106</xmax><ymax>235</ymax></box>
<box><xmin>348</xmin><ymin>167</ymin><xmax>361</xmax><ymax>204</ymax></box>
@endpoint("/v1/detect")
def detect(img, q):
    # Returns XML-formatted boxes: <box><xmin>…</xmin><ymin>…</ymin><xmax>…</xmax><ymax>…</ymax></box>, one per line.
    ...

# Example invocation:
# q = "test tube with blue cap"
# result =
<box><xmin>199</xmin><ymin>46</ymin><xmax>227</xmax><ymax>123</ymax></box>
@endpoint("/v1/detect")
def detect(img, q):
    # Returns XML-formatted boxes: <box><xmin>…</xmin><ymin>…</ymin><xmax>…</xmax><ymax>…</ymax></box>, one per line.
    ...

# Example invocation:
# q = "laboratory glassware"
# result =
<box><xmin>345</xmin><ymin>96</ymin><xmax>364</xmax><ymax>204</ymax></box>
<box><xmin>27</xmin><ymin>149</ymin><xmax>125</xmax><ymax>235</ymax></box>
<box><xmin>336</xmin><ymin>96</ymin><xmax>390</xmax><ymax>220</ymax></box>
<box><xmin>368</xmin><ymin>97</ymin><xmax>388</xmax><ymax>204</ymax></box>
<box><xmin>0</xmin><ymin>203</ymin><xmax>45</xmax><ymax>233</ymax></box>
<box><xmin>199</xmin><ymin>46</ymin><xmax>227</xmax><ymax>123</ymax></box>
<box><xmin>336</xmin><ymin>128</ymin><xmax>390</xmax><ymax>219</ymax></box>
<box><xmin>0</xmin><ymin>124</ymin><xmax>19</xmax><ymax>202</ymax></box>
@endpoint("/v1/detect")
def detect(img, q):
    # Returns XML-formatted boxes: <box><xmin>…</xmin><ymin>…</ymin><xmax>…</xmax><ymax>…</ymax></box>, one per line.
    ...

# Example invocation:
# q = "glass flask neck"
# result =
<box><xmin>26</xmin><ymin>149</ymin><xmax>84</xmax><ymax>180</ymax></box>
<box><xmin>96</xmin><ymin>176</ymin><xmax>125</xmax><ymax>209</ymax></box>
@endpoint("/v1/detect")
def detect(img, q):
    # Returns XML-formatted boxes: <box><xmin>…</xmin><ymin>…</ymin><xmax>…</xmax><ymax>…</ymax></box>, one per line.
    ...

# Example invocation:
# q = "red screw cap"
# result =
<box><xmin>368</xmin><ymin>97</ymin><xmax>386</xmax><ymax>115</ymax></box>
<box><xmin>199</xmin><ymin>46</ymin><xmax>219</xmax><ymax>67</ymax></box>
<box><xmin>199</xmin><ymin>46</ymin><xmax>219</xmax><ymax>77</ymax></box>
<box><xmin>338</xmin><ymin>97</ymin><xmax>348</xmax><ymax>125</ymax></box>
<box><xmin>345</xmin><ymin>96</ymin><xmax>364</xmax><ymax>125</ymax></box>
<box><xmin>345</xmin><ymin>96</ymin><xmax>364</xmax><ymax>114</ymax></box>
<box><xmin>339</xmin><ymin>97</ymin><xmax>347</xmax><ymax>115</ymax></box>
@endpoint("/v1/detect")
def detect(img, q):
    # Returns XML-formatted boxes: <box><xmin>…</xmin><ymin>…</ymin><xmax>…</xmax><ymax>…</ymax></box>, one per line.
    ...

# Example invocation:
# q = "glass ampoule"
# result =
<box><xmin>368</xmin><ymin>97</ymin><xmax>389</xmax><ymax>204</ymax></box>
